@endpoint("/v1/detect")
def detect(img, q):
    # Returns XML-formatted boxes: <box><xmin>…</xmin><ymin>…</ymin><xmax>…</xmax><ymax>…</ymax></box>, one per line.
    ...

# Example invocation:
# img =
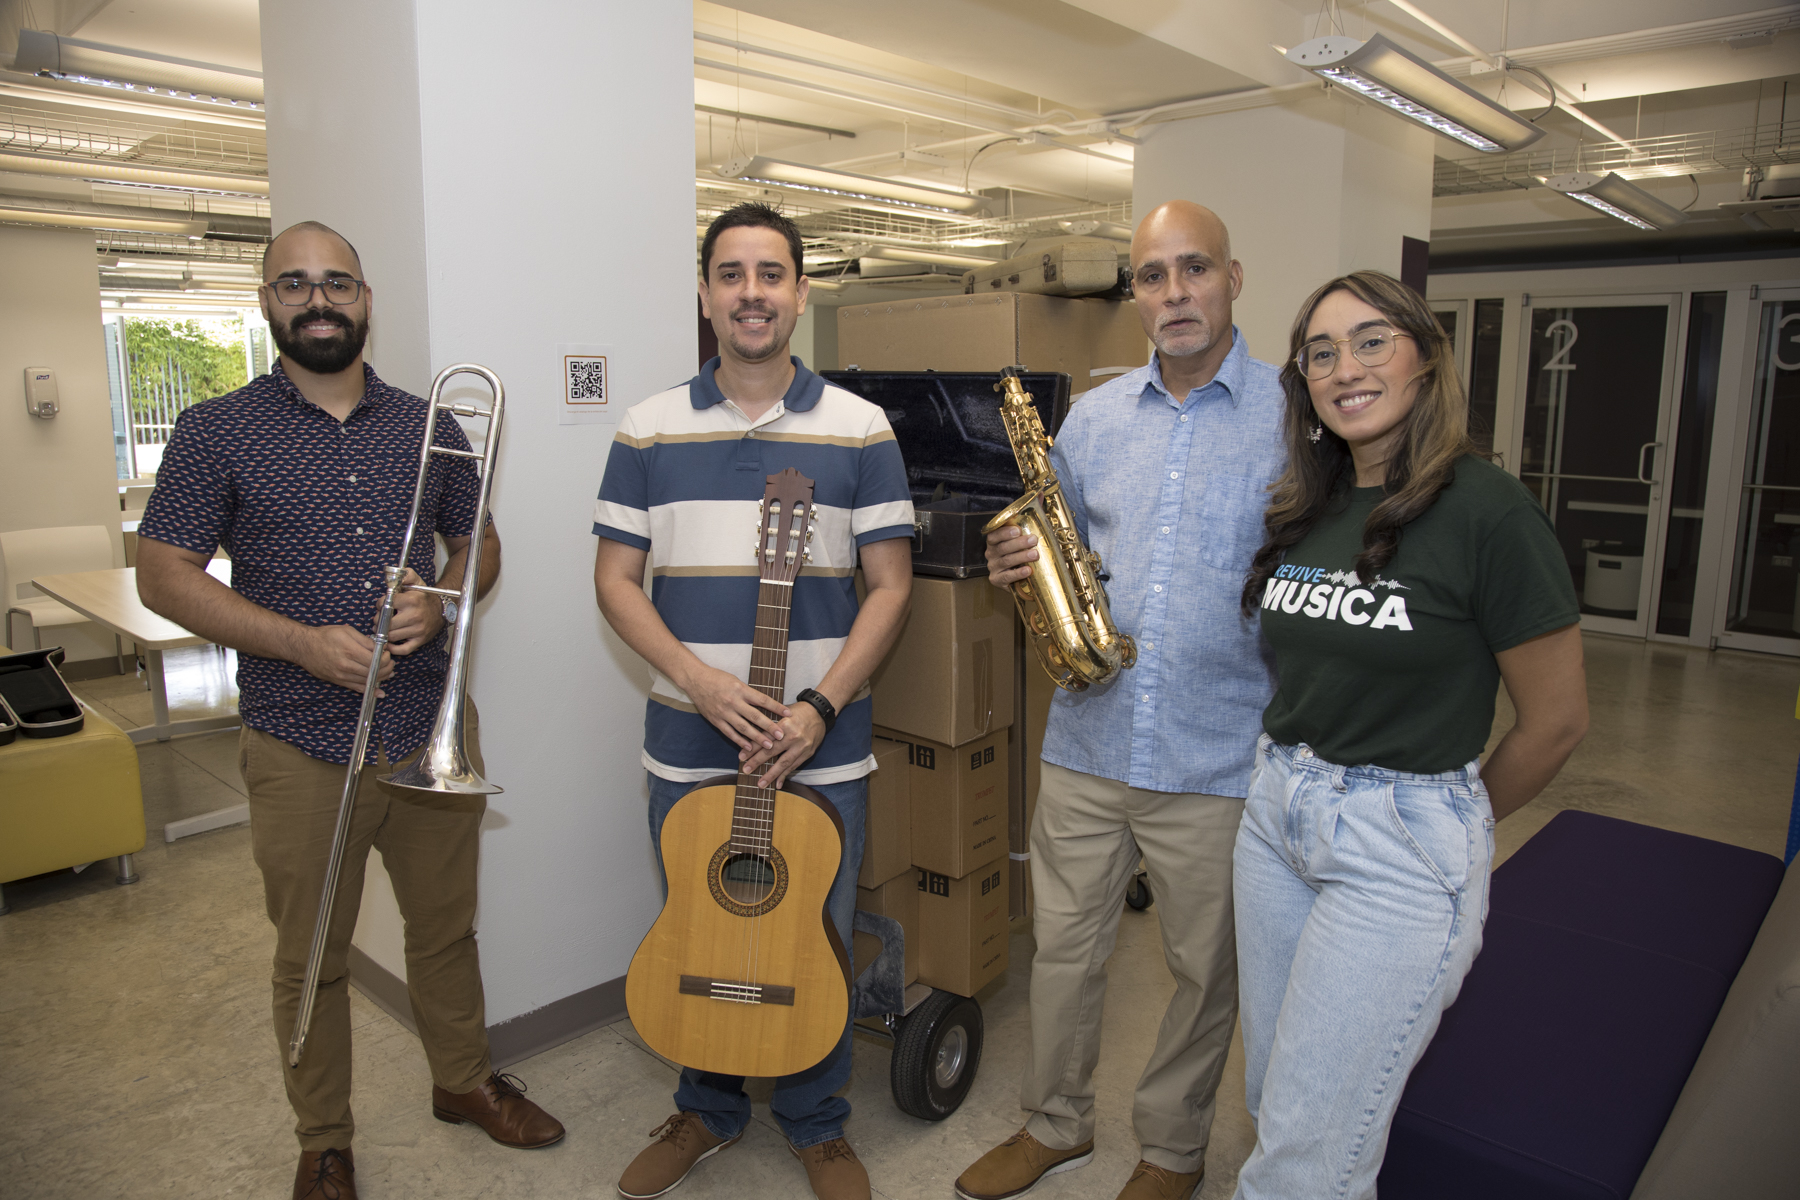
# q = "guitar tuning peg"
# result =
<box><xmin>806</xmin><ymin>529</ymin><xmax>814</xmax><ymax>543</ymax></box>
<box><xmin>804</xmin><ymin>550</ymin><xmax>813</xmax><ymax>564</ymax></box>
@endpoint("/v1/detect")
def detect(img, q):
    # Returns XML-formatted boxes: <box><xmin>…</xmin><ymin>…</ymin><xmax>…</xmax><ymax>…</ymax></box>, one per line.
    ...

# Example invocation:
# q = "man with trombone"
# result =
<box><xmin>138</xmin><ymin>221</ymin><xmax>562</xmax><ymax>1200</ymax></box>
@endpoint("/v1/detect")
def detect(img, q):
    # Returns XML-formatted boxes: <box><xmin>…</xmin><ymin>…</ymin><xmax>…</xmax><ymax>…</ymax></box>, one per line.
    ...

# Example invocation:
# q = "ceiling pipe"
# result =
<box><xmin>0</xmin><ymin>203</ymin><xmax>207</xmax><ymax>236</ymax></box>
<box><xmin>694</xmin><ymin>57</ymin><xmax>1137</xmax><ymax>169</ymax></box>
<box><xmin>0</xmin><ymin>150</ymin><xmax>268</xmax><ymax>195</ymax></box>
<box><xmin>855</xmin><ymin>244</ymin><xmax>995</xmax><ymax>268</ymax></box>
<box><xmin>695</xmin><ymin>31</ymin><xmax>1085</xmax><ymax>131</ymax></box>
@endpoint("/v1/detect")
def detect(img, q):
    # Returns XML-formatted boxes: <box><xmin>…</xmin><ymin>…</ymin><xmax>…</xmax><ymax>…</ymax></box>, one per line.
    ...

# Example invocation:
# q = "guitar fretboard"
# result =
<box><xmin>730</xmin><ymin>577</ymin><xmax>794</xmax><ymax>854</ymax></box>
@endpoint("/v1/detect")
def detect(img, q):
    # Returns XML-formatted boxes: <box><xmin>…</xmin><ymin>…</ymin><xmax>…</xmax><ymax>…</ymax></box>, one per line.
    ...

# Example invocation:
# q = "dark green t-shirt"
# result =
<box><xmin>1259</xmin><ymin>455</ymin><xmax>1579</xmax><ymax>773</ymax></box>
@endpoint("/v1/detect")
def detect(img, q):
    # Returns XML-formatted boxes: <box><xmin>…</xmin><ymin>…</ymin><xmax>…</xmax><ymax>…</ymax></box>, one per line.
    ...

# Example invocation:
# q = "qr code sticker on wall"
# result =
<box><xmin>566</xmin><ymin>356</ymin><xmax>607</xmax><ymax>404</ymax></box>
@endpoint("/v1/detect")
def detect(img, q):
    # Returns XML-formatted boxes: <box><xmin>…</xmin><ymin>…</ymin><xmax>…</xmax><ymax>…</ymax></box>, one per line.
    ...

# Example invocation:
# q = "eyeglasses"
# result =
<box><xmin>265</xmin><ymin>277</ymin><xmax>365</xmax><ymax>306</ymax></box>
<box><xmin>1295</xmin><ymin>327</ymin><xmax>1413</xmax><ymax>379</ymax></box>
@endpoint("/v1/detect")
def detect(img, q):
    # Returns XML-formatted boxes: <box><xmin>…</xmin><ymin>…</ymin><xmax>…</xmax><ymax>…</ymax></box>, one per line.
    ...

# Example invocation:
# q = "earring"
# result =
<box><xmin>1309</xmin><ymin>423</ymin><xmax>1323</xmax><ymax>443</ymax></box>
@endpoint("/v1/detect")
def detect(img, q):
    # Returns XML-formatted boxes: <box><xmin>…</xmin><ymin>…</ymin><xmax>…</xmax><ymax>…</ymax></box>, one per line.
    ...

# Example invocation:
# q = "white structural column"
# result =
<box><xmin>1134</xmin><ymin>89</ymin><xmax>1435</xmax><ymax>363</ymax></box>
<box><xmin>260</xmin><ymin>2</ymin><xmax>694</xmax><ymax>1029</ymax></box>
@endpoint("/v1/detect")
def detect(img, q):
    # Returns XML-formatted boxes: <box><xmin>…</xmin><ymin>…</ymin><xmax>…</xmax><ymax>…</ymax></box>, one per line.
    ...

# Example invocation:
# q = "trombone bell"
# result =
<box><xmin>380</xmin><ymin>739</ymin><xmax>502</xmax><ymax>795</ymax></box>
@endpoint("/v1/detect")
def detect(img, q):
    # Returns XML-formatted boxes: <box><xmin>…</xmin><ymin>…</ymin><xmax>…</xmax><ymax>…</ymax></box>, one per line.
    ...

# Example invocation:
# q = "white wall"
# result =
<box><xmin>0</xmin><ymin>225</ymin><xmax>125</xmax><ymax>660</ymax></box>
<box><xmin>261</xmin><ymin>0</ymin><xmax>694</xmax><ymax>1024</ymax></box>
<box><xmin>1133</xmin><ymin>90</ymin><xmax>1434</xmax><ymax>366</ymax></box>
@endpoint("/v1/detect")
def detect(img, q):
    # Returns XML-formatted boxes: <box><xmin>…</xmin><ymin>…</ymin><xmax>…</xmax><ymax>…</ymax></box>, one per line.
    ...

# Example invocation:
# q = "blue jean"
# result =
<box><xmin>645</xmin><ymin>772</ymin><xmax>866</xmax><ymax>1149</ymax></box>
<box><xmin>1231</xmin><ymin>736</ymin><xmax>1494</xmax><ymax>1200</ymax></box>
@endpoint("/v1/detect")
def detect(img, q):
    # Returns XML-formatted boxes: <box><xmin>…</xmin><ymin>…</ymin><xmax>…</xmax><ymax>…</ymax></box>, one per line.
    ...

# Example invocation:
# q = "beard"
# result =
<box><xmin>1151</xmin><ymin>309</ymin><xmax>1221</xmax><ymax>360</ymax></box>
<box><xmin>271</xmin><ymin>306</ymin><xmax>369</xmax><ymax>375</ymax></box>
<box><xmin>722</xmin><ymin>306</ymin><xmax>786</xmax><ymax>364</ymax></box>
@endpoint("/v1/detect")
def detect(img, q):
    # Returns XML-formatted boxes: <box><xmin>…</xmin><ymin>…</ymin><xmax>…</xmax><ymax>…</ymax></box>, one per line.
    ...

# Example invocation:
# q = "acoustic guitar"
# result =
<box><xmin>625</xmin><ymin>467</ymin><xmax>851</xmax><ymax>1078</ymax></box>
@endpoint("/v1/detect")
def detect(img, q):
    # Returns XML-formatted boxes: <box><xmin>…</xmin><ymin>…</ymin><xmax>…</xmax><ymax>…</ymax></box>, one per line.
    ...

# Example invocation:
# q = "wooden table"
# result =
<box><xmin>30</xmin><ymin>564</ymin><xmax>247</xmax><ymax>843</ymax></box>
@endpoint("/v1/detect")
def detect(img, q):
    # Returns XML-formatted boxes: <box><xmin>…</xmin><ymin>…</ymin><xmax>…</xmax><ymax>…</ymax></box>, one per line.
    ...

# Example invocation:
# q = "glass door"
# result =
<box><xmin>1720</xmin><ymin>290</ymin><xmax>1800</xmax><ymax>656</ymax></box>
<box><xmin>1515</xmin><ymin>295</ymin><xmax>1681</xmax><ymax>637</ymax></box>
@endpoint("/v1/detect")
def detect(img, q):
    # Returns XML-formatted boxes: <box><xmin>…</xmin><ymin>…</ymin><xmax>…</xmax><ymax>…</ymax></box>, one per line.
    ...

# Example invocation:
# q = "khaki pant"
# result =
<box><xmin>1021</xmin><ymin>761</ymin><xmax>1243</xmax><ymax>1174</ymax></box>
<box><xmin>240</xmin><ymin>705</ymin><xmax>492</xmax><ymax>1151</ymax></box>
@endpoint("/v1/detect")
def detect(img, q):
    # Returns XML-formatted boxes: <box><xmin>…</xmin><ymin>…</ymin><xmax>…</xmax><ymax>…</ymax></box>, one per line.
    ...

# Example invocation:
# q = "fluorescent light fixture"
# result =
<box><xmin>1543</xmin><ymin>172</ymin><xmax>1687</xmax><ymax>231</ymax></box>
<box><xmin>1285</xmin><ymin>34</ymin><xmax>1544</xmax><ymax>154</ymax></box>
<box><xmin>715</xmin><ymin>156</ymin><xmax>992</xmax><ymax>216</ymax></box>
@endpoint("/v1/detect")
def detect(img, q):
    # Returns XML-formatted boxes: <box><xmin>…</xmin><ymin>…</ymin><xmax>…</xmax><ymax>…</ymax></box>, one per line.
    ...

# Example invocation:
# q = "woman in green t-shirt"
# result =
<box><xmin>1228</xmin><ymin>270</ymin><xmax>1588</xmax><ymax>1200</ymax></box>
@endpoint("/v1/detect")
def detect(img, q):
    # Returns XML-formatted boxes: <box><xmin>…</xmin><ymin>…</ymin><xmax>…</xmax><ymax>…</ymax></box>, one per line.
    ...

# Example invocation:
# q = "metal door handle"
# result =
<box><xmin>1637</xmin><ymin>441</ymin><xmax>1663</xmax><ymax>485</ymax></box>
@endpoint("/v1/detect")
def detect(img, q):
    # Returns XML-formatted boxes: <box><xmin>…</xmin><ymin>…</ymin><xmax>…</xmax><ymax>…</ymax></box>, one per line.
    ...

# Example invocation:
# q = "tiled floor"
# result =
<box><xmin>2</xmin><ymin>636</ymin><xmax>1794</xmax><ymax>1199</ymax></box>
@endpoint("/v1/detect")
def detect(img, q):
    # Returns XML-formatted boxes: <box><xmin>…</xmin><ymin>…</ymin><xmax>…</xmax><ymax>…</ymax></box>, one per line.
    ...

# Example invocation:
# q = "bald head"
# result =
<box><xmin>1131</xmin><ymin>200</ymin><xmax>1230</xmax><ymax>271</ymax></box>
<box><xmin>1128</xmin><ymin>200</ymin><xmax>1243</xmax><ymax>383</ymax></box>
<box><xmin>263</xmin><ymin>221</ymin><xmax>362</xmax><ymax>282</ymax></box>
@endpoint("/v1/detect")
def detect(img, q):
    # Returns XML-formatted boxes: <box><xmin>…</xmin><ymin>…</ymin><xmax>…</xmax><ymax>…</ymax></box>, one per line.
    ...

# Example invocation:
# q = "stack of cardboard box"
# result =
<box><xmin>856</xmin><ymin>577</ymin><xmax>1016</xmax><ymax>998</ymax></box>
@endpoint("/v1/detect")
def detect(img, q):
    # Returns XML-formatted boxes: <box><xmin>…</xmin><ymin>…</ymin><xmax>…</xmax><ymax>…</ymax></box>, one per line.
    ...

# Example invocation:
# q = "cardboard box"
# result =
<box><xmin>876</xmin><ymin>725</ymin><xmax>1008</xmax><ymax>878</ymax></box>
<box><xmin>917</xmin><ymin>859</ymin><xmax>1011</xmax><ymax>997</ymax></box>
<box><xmin>838</xmin><ymin>293</ymin><xmax>1147</xmax><ymax>392</ymax></box>
<box><xmin>870</xmin><ymin>576</ymin><xmax>1015</xmax><ymax>747</ymax></box>
<box><xmin>856</xmin><ymin>870</ymin><xmax>920</xmax><ymax>985</ymax></box>
<box><xmin>857</xmin><ymin>739</ymin><xmax>913</xmax><ymax>889</ymax></box>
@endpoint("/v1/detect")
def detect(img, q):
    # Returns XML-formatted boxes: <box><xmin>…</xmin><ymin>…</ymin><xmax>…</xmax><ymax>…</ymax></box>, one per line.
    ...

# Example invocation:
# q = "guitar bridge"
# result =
<box><xmin>679</xmin><ymin>975</ymin><xmax>796</xmax><ymax>1006</ymax></box>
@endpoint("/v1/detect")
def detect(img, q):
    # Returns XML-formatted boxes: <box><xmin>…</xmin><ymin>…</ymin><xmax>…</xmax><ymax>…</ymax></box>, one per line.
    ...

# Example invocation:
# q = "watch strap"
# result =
<box><xmin>797</xmin><ymin>687</ymin><xmax>838</xmax><ymax>733</ymax></box>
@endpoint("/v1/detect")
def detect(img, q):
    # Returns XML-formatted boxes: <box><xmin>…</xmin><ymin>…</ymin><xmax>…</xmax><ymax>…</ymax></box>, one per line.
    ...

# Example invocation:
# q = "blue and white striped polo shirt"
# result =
<box><xmin>593</xmin><ymin>357</ymin><xmax>913</xmax><ymax>785</ymax></box>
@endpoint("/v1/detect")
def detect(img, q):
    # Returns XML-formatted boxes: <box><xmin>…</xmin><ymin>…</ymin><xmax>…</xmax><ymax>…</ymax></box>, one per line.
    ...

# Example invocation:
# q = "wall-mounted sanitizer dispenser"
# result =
<box><xmin>24</xmin><ymin>367</ymin><xmax>58</xmax><ymax>418</ymax></box>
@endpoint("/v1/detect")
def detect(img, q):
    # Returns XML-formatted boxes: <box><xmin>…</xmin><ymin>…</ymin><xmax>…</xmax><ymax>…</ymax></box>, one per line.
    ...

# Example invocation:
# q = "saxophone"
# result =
<box><xmin>984</xmin><ymin>366</ymin><xmax>1137</xmax><ymax>692</ymax></box>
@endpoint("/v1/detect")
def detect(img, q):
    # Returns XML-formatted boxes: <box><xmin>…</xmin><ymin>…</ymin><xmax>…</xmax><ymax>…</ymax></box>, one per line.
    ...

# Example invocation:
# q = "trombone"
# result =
<box><xmin>288</xmin><ymin>363</ymin><xmax>506</xmax><ymax>1069</ymax></box>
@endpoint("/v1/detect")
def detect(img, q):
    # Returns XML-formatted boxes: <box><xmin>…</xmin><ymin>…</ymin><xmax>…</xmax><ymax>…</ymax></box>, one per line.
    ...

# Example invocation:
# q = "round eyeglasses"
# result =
<box><xmin>266</xmin><ymin>277</ymin><xmax>365</xmax><ymax>306</ymax></box>
<box><xmin>1295</xmin><ymin>327</ymin><xmax>1413</xmax><ymax>380</ymax></box>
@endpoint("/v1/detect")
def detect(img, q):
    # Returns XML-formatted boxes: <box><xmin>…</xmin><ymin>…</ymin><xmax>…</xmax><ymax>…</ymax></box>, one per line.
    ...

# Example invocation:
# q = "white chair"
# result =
<box><xmin>1</xmin><ymin>526</ymin><xmax>125</xmax><ymax>673</ymax></box>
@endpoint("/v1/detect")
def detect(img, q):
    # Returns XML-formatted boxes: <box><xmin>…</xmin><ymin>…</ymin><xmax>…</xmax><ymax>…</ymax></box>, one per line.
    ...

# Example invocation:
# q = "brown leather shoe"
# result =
<box><xmin>618</xmin><ymin>1112</ymin><xmax>741</xmax><ymax>1199</ymax></box>
<box><xmin>956</xmin><ymin>1128</ymin><xmax>1094</xmax><ymax>1200</ymax></box>
<box><xmin>293</xmin><ymin>1147</ymin><xmax>356</xmax><ymax>1200</ymax></box>
<box><xmin>431</xmin><ymin>1071</ymin><xmax>565</xmax><ymax>1149</ymax></box>
<box><xmin>790</xmin><ymin>1137</ymin><xmax>870</xmax><ymax>1200</ymax></box>
<box><xmin>1115</xmin><ymin>1159</ymin><xmax>1203</xmax><ymax>1200</ymax></box>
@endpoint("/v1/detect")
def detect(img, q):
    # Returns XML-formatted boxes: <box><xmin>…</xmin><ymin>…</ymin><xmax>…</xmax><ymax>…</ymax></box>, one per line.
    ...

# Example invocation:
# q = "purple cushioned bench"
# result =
<box><xmin>1377</xmin><ymin>811</ymin><xmax>1786</xmax><ymax>1200</ymax></box>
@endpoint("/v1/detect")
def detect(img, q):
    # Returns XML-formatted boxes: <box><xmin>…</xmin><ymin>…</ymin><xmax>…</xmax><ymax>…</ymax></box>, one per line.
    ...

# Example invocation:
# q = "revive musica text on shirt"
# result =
<box><xmin>1259</xmin><ymin>565</ymin><xmax>1414</xmax><ymax>631</ymax></box>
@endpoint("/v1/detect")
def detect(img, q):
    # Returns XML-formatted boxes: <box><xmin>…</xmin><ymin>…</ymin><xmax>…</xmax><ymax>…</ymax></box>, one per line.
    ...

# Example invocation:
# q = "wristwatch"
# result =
<box><xmin>439</xmin><ymin>596</ymin><xmax>459</xmax><ymax>627</ymax></box>
<box><xmin>796</xmin><ymin>687</ymin><xmax>838</xmax><ymax>733</ymax></box>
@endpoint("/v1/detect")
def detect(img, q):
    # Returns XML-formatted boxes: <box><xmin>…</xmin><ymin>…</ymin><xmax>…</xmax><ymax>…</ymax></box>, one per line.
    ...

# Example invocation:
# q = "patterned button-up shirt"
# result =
<box><xmin>1042</xmin><ymin>329</ymin><xmax>1287</xmax><ymax>796</ymax></box>
<box><xmin>138</xmin><ymin>362</ymin><xmax>485</xmax><ymax>765</ymax></box>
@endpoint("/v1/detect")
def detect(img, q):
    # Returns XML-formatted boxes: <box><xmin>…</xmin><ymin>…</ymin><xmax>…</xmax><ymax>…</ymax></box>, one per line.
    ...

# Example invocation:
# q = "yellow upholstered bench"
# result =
<box><xmin>0</xmin><ymin>698</ymin><xmax>146</xmax><ymax>913</ymax></box>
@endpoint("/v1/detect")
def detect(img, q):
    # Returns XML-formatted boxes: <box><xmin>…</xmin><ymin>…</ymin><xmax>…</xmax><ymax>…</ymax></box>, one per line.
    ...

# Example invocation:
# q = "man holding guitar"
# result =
<box><xmin>593</xmin><ymin>202</ymin><xmax>914</xmax><ymax>1200</ymax></box>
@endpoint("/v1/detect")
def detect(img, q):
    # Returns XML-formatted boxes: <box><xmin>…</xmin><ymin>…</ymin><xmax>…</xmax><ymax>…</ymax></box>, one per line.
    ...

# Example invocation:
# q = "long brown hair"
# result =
<box><xmin>1240</xmin><ymin>270</ymin><xmax>1482</xmax><ymax>615</ymax></box>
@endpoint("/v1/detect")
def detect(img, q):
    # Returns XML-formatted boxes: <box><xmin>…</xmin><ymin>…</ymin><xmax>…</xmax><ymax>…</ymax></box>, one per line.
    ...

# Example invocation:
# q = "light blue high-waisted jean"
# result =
<box><xmin>1231</xmin><ymin>734</ymin><xmax>1495</xmax><ymax>1200</ymax></box>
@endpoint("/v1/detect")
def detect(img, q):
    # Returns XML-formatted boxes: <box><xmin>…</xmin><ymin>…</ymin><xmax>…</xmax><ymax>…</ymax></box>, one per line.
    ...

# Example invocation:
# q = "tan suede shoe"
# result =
<box><xmin>1115</xmin><ymin>1160</ymin><xmax>1204</xmax><ymax>1200</ymax></box>
<box><xmin>431</xmin><ymin>1071</ymin><xmax>565</xmax><ymax>1148</ymax></box>
<box><xmin>617</xmin><ymin>1112</ymin><xmax>741</xmax><ymax>1199</ymax></box>
<box><xmin>292</xmin><ymin>1147</ymin><xmax>356</xmax><ymax>1200</ymax></box>
<box><xmin>790</xmin><ymin>1137</ymin><xmax>871</xmax><ymax>1200</ymax></box>
<box><xmin>955</xmin><ymin>1128</ymin><xmax>1095</xmax><ymax>1200</ymax></box>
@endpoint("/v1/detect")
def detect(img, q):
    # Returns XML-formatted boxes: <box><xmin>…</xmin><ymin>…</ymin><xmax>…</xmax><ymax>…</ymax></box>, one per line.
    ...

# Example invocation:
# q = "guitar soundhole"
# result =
<box><xmin>707</xmin><ymin>844</ymin><xmax>790</xmax><ymax>917</ymax></box>
<box><xmin>721</xmin><ymin>853</ymin><xmax>776</xmax><ymax>905</ymax></box>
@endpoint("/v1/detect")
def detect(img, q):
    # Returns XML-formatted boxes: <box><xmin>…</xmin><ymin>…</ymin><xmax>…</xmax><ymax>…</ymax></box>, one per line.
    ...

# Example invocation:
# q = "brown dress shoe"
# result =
<box><xmin>790</xmin><ymin>1137</ymin><xmax>870</xmax><ymax>1200</ymax></box>
<box><xmin>618</xmin><ymin>1112</ymin><xmax>741</xmax><ymax>1199</ymax></box>
<box><xmin>431</xmin><ymin>1071</ymin><xmax>566</xmax><ymax>1148</ymax></box>
<box><xmin>1116</xmin><ymin>1159</ymin><xmax>1204</xmax><ymax>1200</ymax></box>
<box><xmin>956</xmin><ymin>1128</ymin><xmax>1095</xmax><ymax>1200</ymax></box>
<box><xmin>293</xmin><ymin>1147</ymin><xmax>356</xmax><ymax>1200</ymax></box>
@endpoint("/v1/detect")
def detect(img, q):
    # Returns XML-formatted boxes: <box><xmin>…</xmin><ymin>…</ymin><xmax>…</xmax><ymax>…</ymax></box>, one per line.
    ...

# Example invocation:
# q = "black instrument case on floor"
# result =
<box><xmin>822</xmin><ymin>369</ymin><xmax>1071</xmax><ymax>578</ymax></box>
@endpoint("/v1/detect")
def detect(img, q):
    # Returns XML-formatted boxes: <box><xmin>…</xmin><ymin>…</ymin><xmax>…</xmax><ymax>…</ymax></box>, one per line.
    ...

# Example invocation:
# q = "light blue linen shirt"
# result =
<box><xmin>1042</xmin><ymin>328</ymin><xmax>1287</xmax><ymax>796</ymax></box>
